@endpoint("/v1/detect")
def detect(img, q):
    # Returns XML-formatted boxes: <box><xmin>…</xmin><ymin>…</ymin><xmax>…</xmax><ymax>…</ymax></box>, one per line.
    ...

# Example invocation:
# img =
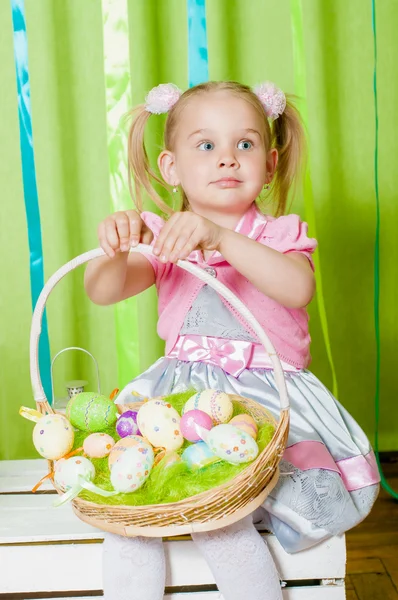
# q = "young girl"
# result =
<box><xmin>85</xmin><ymin>81</ymin><xmax>380</xmax><ymax>600</ymax></box>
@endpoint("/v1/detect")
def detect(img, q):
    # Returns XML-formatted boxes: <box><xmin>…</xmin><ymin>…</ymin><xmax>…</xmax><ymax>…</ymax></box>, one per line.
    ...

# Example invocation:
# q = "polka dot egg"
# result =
<box><xmin>32</xmin><ymin>414</ymin><xmax>74</xmax><ymax>460</ymax></box>
<box><xmin>54</xmin><ymin>456</ymin><xmax>95</xmax><ymax>492</ymax></box>
<box><xmin>206</xmin><ymin>424</ymin><xmax>259</xmax><ymax>465</ymax></box>
<box><xmin>110</xmin><ymin>444</ymin><xmax>154</xmax><ymax>493</ymax></box>
<box><xmin>183</xmin><ymin>389</ymin><xmax>233</xmax><ymax>425</ymax></box>
<box><xmin>83</xmin><ymin>433</ymin><xmax>115</xmax><ymax>458</ymax></box>
<box><xmin>137</xmin><ymin>400</ymin><xmax>184</xmax><ymax>451</ymax></box>
<box><xmin>108</xmin><ymin>435</ymin><xmax>153</xmax><ymax>469</ymax></box>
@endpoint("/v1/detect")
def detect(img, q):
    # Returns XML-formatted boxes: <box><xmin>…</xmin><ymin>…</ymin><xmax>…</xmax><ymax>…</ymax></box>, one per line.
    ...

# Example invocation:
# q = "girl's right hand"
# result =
<box><xmin>98</xmin><ymin>210</ymin><xmax>154</xmax><ymax>258</ymax></box>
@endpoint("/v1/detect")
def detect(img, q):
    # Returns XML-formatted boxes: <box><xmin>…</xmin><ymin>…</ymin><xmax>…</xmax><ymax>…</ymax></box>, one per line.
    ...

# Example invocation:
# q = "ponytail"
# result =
<box><xmin>127</xmin><ymin>105</ymin><xmax>174</xmax><ymax>215</ymax></box>
<box><xmin>271</xmin><ymin>96</ymin><xmax>306</xmax><ymax>216</ymax></box>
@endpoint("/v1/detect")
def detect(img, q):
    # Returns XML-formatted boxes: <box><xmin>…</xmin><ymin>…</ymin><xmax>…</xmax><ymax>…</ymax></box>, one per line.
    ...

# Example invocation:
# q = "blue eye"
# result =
<box><xmin>237</xmin><ymin>140</ymin><xmax>253</xmax><ymax>150</ymax></box>
<box><xmin>198</xmin><ymin>141</ymin><xmax>214</xmax><ymax>151</ymax></box>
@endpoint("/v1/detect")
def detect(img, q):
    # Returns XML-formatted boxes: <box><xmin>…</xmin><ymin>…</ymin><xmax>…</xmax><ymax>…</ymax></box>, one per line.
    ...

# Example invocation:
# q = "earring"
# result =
<box><xmin>172</xmin><ymin>183</ymin><xmax>178</xmax><ymax>193</ymax></box>
<box><xmin>264</xmin><ymin>183</ymin><xmax>270</xmax><ymax>191</ymax></box>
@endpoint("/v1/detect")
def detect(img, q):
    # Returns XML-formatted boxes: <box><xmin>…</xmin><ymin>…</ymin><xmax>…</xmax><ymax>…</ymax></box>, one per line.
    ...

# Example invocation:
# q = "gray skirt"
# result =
<box><xmin>116</xmin><ymin>357</ymin><xmax>380</xmax><ymax>553</ymax></box>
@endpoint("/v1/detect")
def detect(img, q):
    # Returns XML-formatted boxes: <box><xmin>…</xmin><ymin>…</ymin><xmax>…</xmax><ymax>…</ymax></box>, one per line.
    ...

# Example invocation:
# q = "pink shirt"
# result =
<box><xmin>140</xmin><ymin>204</ymin><xmax>317</xmax><ymax>369</ymax></box>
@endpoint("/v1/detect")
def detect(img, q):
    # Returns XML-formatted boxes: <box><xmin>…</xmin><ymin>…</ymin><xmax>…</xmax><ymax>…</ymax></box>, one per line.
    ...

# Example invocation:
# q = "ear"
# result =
<box><xmin>265</xmin><ymin>148</ymin><xmax>278</xmax><ymax>183</ymax></box>
<box><xmin>158</xmin><ymin>150</ymin><xmax>180</xmax><ymax>186</ymax></box>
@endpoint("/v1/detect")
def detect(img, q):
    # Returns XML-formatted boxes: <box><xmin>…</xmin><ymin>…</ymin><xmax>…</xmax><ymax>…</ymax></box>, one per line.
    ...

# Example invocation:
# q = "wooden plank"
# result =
<box><xmin>0</xmin><ymin>589</ymin><xmax>346</xmax><ymax>600</ymax></box>
<box><xmin>0</xmin><ymin>536</ymin><xmax>346</xmax><ymax>593</ymax></box>
<box><xmin>350</xmin><ymin>573</ymin><xmax>398</xmax><ymax>600</ymax></box>
<box><xmin>347</xmin><ymin>558</ymin><xmax>386</xmax><ymax>574</ymax></box>
<box><xmin>0</xmin><ymin>494</ymin><xmax>346</xmax><ymax>582</ymax></box>
<box><xmin>0</xmin><ymin>459</ymin><xmax>53</xmax><ymax>492</ymax></box>
<box><xmin>346</xmin><ymin>591</ymin><xmax>360</xmax><ymax>600</ymax></box>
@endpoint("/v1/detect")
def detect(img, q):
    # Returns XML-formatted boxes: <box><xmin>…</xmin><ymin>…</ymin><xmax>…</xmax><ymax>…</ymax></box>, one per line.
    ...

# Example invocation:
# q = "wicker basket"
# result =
<box><xmin>30</xmin><ymin>244</ymin><xmax>290</xmax><ymax>537</ymax></box>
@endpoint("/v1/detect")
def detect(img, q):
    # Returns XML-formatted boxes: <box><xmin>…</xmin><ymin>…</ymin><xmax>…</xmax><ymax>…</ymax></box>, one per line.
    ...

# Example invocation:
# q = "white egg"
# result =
<box><xmin>183</xmin><ymin>389</ymin><xmax>233</xmax><ymax>425</ymax></box>
<box><xmin>110</xmin><ymin>444</ymin><xmax>154</xmax><ymax>493</ymax></box>
<box><xmin>32</xmin><ymin>414</ymin><xmax>74</xmax><ymax>460</ymax></box>
<box><xmin>54</xmin><ymin>456</ymin><xmax>95</xmax><ymax>492</ymax></box>
<box><xmin>206</xmin><ymin>424</ymin><xmax>259</xmax><ymax>465</ymax></box>
<box><xmin>137</xmin><ymin>400</ymin><xmax>183</xmax><ymax>451</ymax></box>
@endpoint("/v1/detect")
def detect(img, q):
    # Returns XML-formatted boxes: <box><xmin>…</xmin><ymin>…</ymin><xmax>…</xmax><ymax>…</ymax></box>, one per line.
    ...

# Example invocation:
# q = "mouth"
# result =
<box><xmin>212</xmin><ymin>177</ymin><xmax>243</xmax><ymax>188</ymax></box>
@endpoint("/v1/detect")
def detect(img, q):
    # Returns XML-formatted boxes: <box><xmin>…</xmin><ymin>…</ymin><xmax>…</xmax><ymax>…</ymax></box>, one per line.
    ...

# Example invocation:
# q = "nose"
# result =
<box><xmin>217</xmin><ymin>148</ymin><xmax>240</xmax><ymax>169</ymax></box>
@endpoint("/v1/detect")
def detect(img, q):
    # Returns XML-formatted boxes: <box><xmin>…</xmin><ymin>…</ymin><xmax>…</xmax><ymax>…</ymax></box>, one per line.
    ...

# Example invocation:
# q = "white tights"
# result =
<box><xmin>103</xmin><ymin>515</ymin><xmax>282</xmax><ymax>600</ymax></box>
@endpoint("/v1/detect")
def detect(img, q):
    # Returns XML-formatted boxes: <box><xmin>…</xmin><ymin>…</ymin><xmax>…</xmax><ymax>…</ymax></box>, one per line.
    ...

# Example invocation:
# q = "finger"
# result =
<box><xmin>174</xmin><ymin>231</ymin><xmax>201</xmax><ymax>261</ymax></box>
<box><xmin>158</xmin><ymin>217</ymin><xmax>195</xmax><ymax>263</ymax></box>
<box><xmin>113</xmin><ymin>213</ymin><xmax>131</xmax><ymax>251</ymax></box>
<box><xmin>98</xmin><ymin>221</ymin><xmax>116</xmax><ymax>258</ymax></box>
<box><xmin>169</xmin><ymin>224</ymin><xmax>198</xmax><ymax>262</ymax></box>
<box><xmin>128</xmin><ymin>214</ymin><xmax>143</xmax><ymax>248</ymax></box>
<box><xmin>153</xmin><ymin>213</ymin><xmax>181</xmax><ymax>260</ymax></box>
<box><xmin>104</xmin><ymin>219</ymin><xmax>122</xmax><ymax>252</ymax></box>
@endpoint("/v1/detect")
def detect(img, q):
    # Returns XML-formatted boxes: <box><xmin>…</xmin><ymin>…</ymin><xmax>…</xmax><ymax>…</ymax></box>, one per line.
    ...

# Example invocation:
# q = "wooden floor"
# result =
<box><xmin>346</xmin><ymin>456</ymin><xmax>398</xmax><ymax>599</ymax></box>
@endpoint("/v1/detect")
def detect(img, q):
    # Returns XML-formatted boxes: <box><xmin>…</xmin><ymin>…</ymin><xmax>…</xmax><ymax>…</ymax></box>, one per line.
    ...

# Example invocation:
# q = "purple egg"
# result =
<box><xmin>116</xmin><ymin>410</ymin><xmax>141</xmax><ymax>438</ymax></box>
<box><xmin>180</xmin><ymin>409</ymin><xmax>213</xmax><ymax>442</ymax></box>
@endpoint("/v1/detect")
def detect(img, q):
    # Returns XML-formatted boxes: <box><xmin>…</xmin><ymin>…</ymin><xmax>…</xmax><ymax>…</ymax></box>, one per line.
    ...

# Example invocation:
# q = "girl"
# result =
<box><xmin>85</xmin><ymin>81</ymin><xmax>380</xmax><ymax>600</ymax></box>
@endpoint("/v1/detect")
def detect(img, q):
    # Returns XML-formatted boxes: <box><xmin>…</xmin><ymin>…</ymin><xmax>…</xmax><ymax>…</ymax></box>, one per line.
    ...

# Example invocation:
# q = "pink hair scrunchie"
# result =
<box><xmin>253</xmin><ymin>82</ymin><xmax>286</xmax><ymax>121</ymax></box>
<box><xmin>145</xmin><ymin>83</ymin><xmax>182</xmax><ymax>114</ymax></box>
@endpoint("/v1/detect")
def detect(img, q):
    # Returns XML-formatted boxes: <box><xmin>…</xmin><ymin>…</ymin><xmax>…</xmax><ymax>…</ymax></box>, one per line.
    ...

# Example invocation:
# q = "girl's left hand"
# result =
<box><xmin>153</xmin><ymin>212</ymin><xmax>224</xmax><ymax>263</ymax></box>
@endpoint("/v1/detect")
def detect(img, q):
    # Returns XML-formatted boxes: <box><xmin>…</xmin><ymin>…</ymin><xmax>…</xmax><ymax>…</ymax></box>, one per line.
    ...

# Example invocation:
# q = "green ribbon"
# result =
<box><xmin>371</xmin><ymin>0</ymin><xmax>397</xmax><ymax>499</ymax></box>
<box><xmin>290</xmin><ymin>0</ymin><xmax>339</xmax><ymax>398</ymax></box>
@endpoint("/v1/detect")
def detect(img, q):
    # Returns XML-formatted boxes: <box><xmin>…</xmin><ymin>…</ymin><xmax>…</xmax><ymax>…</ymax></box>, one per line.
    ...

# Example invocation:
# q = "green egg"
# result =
<box><xmin>65</xmin><ymin>392</ymin><xmax>118</xmax><ymax>432</ymax></box>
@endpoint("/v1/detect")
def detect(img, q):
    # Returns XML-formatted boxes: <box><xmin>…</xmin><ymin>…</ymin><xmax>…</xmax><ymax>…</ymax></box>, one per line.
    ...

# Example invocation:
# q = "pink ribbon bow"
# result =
<box><xmin>169</xmin><ymin>335</ymin><xmax>254</xmax><ymax>377</ymax></box>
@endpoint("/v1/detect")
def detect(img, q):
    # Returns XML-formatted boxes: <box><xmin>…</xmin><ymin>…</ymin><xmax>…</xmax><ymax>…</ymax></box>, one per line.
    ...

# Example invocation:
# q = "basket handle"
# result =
<box><xmin>30</xmin><ymin>245</ymin><xmax>290</xmax><ymax>412</ymax></box>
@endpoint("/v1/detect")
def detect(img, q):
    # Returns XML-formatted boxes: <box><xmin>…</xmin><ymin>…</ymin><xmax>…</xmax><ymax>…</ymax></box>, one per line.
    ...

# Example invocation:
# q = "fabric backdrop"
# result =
<box><xmin>1</xmin><ymin>0</ymin><xmax>397</xmax><ymax>460</ymax></box>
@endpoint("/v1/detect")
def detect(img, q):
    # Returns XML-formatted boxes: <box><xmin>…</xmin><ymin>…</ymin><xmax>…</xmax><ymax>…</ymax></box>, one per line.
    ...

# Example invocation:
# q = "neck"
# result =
<box><xmin>188</xmin><ymin>203</ymin><xmax>255</xmax><ymax>230</ymax></box>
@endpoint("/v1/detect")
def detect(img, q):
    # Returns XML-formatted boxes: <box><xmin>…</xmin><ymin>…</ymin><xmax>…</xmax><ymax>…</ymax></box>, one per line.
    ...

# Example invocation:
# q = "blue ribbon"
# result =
<box><xmin>187</xmin><ymin>0</ymin><xmax>208</xmax><ymax>87</ymax></box>
<box><xmin>11</xmin><ymin>0</ymin><xmax>51</xmax><ymax>402</ymax></box>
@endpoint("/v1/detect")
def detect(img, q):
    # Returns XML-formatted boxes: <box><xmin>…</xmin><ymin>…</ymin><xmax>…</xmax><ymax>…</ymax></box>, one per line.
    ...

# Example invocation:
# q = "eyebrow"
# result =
<box><xmin>188</xmin><ymin>128</ymin><xmax>262</xmax><ymax>139</ymax></box>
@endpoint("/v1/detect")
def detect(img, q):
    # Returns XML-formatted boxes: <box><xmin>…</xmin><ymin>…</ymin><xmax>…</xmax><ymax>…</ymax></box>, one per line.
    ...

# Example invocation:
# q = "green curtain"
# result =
<box><xmin>1</xmin><ymin>0</ymin><xmax>397</xmax><ymax>460</ymax></box>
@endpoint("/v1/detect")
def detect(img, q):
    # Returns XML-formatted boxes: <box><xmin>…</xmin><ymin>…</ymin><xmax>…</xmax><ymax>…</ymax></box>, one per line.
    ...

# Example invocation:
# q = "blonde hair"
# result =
<box><xmin>127</xmin><ymin>81</ymin><xmax>306</xmax><ymax>217</ymax></box>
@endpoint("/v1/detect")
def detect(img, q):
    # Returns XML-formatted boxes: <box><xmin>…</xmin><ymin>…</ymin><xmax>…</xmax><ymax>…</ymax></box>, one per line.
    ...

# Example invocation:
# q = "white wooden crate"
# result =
<box><xmin>0</xmin><ymin>459</ymin><xmax>346</xmax><ymax>599</ymax></box>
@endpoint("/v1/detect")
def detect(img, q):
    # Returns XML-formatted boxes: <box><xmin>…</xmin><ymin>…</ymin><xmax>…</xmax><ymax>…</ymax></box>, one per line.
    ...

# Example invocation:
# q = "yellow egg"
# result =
<box><xmin>32</xmin><ymin>414</ymin><xmax>74</xmax><ymax>460</ymax></box>
<box><xmin>229</xmin><ymin>414</ymin><xmax>258</xmax><ymax>440</ymax></box>
<box><xmin>183</xmin><ymin>389</ymin><xmax>233</xmax><ymax>425</ymax></box>
<box><xmin>137</xmin><ymin>400</ymin><xmax>184</xmax><ymax>451</ymax></box>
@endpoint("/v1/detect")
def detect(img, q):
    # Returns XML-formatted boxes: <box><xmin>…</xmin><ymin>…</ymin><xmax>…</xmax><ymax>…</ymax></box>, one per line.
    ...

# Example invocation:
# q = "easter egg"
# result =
<box><xmin>65</xmin><ymin>392</ymin><xmax>118</xmax><ymax>432</ymax></box>
<box><xmin>182</xmin><ymin>441</ymin><xmax>220</xmax><ymax>470</ymax></box>
<box><xmin>183</xmin><ymin>389</ymin><xmax>233</xmax><ymax>425</ymax></box>
<box><xmin>206</xmin><ymin>424</ymin><xmax>259</xmax><ymax>465</ymax></box>
<box><xmin>110</xmin><ymin>444</ymin><xmax>154</xmax><ymax>493</ymax></box>
<box><xmin>137</xmin><ymin>400</ymin><xmax>183</xmax><ymax>451</ymax></box>
<box><xmin>54</xmin><ymin>456</ymin><xmax>95</xmax><ymax>492</ymax></box>
<box><xmin>180</xmin><ymin>410</ymin><xmax>213</xmax><ymax>442</ymax></box>
<box><xmin>229</xmin><ymin>414</ymin><xmax>258</xmax><ymax>440</ymax></box>
<box><xmin>116</xmin><ymin>410</ymin><xmax>141</xmax><ymax>438</ymax></box>
<box><xmin>108</xmin><ymin>435</ymin><xmax>152</xmax><ymax>469</ymax></box>
<box><xmin>83</xmin><ymin>433</ymin><xmax>115</xmax><ymax>458</ymax></box>
<box><xmin>32</xmin><ymin>414</ymin><xmax>74</xmax><ymax>460</ymax></box>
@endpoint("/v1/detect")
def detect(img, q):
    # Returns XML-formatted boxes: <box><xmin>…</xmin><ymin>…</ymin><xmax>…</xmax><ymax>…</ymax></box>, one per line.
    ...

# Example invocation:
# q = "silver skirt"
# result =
<box><xmin>117</xmin><ymin>357</ymin><xmax>379</xmax><ymax>553</ymax></box>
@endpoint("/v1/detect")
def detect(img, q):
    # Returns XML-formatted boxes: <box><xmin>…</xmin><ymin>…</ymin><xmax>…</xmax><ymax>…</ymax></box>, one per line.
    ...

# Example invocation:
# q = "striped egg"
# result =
<box><xmin>183</xmin><ymin>390</ymin><xmax>233</xmax><ymax>425</ymax></box>
<box><xmin>229</xmin><ymin>414</ymin><xmax>258</xmax><ymax>440</ymax></box>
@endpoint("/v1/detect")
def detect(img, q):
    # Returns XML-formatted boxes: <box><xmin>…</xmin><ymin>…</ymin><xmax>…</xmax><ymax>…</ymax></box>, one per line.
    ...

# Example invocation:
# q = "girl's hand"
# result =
<box><xmin>153</xmin><ymin>212</ymin><xmax>224</xmax><ymax>263</ymax></box>
<box><xmin>98</xmin><ymin>210</ymin><xmax>154</xmax><ymax>258</ymax></box>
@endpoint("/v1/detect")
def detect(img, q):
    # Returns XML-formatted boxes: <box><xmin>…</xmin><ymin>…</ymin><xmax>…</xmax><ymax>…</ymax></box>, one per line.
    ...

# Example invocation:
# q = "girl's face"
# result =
<box><xmin>159</xmin><ymin>90</ymin><xmax>277</xmax><ymax>219</ymax></box>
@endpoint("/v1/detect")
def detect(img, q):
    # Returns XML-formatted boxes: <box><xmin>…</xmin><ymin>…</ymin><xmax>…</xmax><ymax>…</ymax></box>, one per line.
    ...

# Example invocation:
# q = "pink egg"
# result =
<box><xmin>180</xmin><ymin>410</ymin><xmax>213</xmax><ymax>442</ymax></box>
<box><xmin>83</xmin><ymin>433</ymin><xmax>115</xmax><ymax>458</ymax></box>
